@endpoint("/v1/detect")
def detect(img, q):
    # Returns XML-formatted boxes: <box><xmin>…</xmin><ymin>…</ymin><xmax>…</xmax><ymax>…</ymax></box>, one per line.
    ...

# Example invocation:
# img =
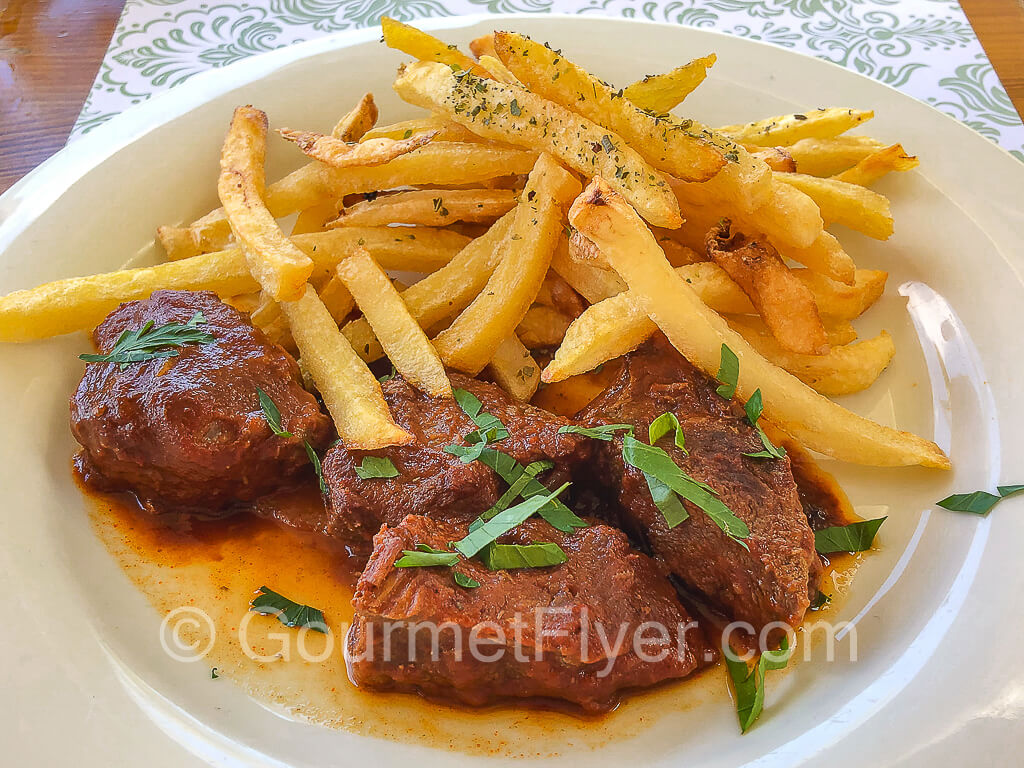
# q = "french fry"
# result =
<box><xmin>821</xmin><ymin>319</ymin><xmax>859</xmax><ymax>346</ymax></box>
<box><xmin>335</xmin><ymin>249</ymin><xmax>451</xmax><ymax>398</ymax></box>
<box><xmin>718</xmin><ymin>108</ymin><xmax>874</xmax><ymax>147</ymax></box>
<box><xmin>555</xmin><ymin>231</ymin><xmax>625</xmax><ymax>302</ymax></box>
<box><xmin>781</xmin><ymin>230</ymin><xmax>856</xmax><ymax>285</ymax></box>
<box><xmin>748</xmin><ymin>146</ymin><xmax>796</xmax><ymax>173</ymax></box>
<box><xmin>216</xmin><ymin>106</ymin><xmax>313</xmax><ymax>301</ymax></box>
<box><xmin>382</xmin><ymin>16</ymin><xmax>488</xmax><ymax>77</ymax></box>
<box><xmin>487</xmin><ymin>334</ymin><xmax>541</xmax><ymax>401</ymax></box>
<box><xmin>650</xmin><ymin>228</ymin><xmax>705</xmax><ymax>267</ymax></box>
<box><xmin>342</xmin><ymin>211</ymin><xmax>515</xmax><ymax>362</ymax></box>
<box><xmin>360</xmin><ymin>116</ymin><xmax>481</xmax><ymax>143</ymax></box>
<box><xmin>278</xmin><ymin>128</ymin><xmax>437</xmax><ymax>169</ymax></box>
<box><xmin>298</xmin><ymin>226</ymin><xmax>470</xmax><ymax>276</ymax></box>
<box><xmin>706</xmin><ymin>221</ymin><xmax>829</xmax><ymax>355</ymax></box>
<box><xmin>392</xmin><ymin>61</ymin><xmax>682</xmax><ymax>228</ymax></box>
<box><xmin>622</xmin><ymin>54</ymin><xmax>717</xmax><ymax>113</ymax></box>
<box><xmin>292</xmin><ymin>201</ymin><xmax>337</xmax><ymax>235</ymax></box>
<box><xmin>494</xmin><ymin>32</ymin><xmax>725</xmax><ymax>183</ymax></box>
<box><xmin>328</xmin><ymin>188</ymin><xmax>517</xmax><ymax>228</ymax></box>
<box><xmin>332</xmin><ymin>92</ymin><xmax>378</xmax><ymax>142</ymax></box>
<box><xmin>774</xmin><ymin>171</ymin><xmax>893</xmax><ymax>240</ymax></box>
<box><xmin>516</xmin><ymin>305</ymin><xmax>574</xmax><ymax>349</ymax></box>
<box><xmin>317</xmin><ymin>275</ymin><xmax>356</xmax><ymax>325</ymax></box>
<box><xmin>163</xmin><ymin>142</ymin><xmax>538</xmax><ymax>259</ymax></box>
<box><xmin>433</xmin><ymin>154</ymin><xmax>582</xmax><ymax>373</ymax></box>
<box><xmin>469</xmin><ymin>33</ymin><xmax>499</xmax><ymax>60</ymax></box>
<box><xmin>223</xmin><ymin>292</ymin><xmax>262</xmax><ymax>314</ymax></box>
<box><xmin>832</xmin><ymin>143</ymin><xmax>919</xmax><ymax>186</ymax></box>
<box><xmin>787</xmin><ymin>135</ymin><xmax>886</xmax><ymax>177</ymax></box>
<box><xmin>0</xmin><ymin>249</ymin><xmax>258</xmax><ymax>342</ymax></box>
<box><xmin>281</xmin><ymin>284</ymin><xmax>412</xmax><ymax>448</ymax></box>
<box><xmin>796</xmin><ymin>267</ymin><xmax>887</xmax><ymax>319</ymax></box>
<box><xmin>478</xmin><ymin>54</ymin><xmax>519</xmax><ymax>85</ymax></box>
<box><xmin>727</xmin><ymin>315</ymin><xmax>895</xmax><ymax>396</ymax></box>
<box><xmin>568</xmin><ymin>177</ymin><xmax>948</xmax><ymax>468</ymax></box>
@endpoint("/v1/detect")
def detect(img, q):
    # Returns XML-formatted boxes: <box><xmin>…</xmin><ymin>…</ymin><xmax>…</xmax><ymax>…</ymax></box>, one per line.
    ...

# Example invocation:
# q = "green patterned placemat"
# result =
<box><xmin>73</xmin><ymin>0</ymin><xmax>1023</xmax><ymax>161</ymax></box>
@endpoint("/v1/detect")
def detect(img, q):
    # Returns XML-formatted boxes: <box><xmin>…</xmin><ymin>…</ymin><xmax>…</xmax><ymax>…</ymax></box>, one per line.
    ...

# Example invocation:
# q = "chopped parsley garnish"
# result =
<box><xmin>355</xmin><ymin>456</ymin><xmax>399</xmax><ymax>480</ymax></box>
<box><xmin>453</xmin><ymin>571</ymin><xmax>481</xmax><ymax>588</ymax></box>
<box><xmin>600</xmin><ymin>134</ymin><xmax>616</xmax><ymax>154</ymax></box>
<box><xmin>481</xmin><ymin>459</ymin><xmax>553</xmax><ymax>521</ymax></box>
<box><xmin>725</xmin><ymin>635</ymin><xmax>792</xmax><ymax>733</ymax></box>
<box><xmin>454</xmin><ymin>483</ymin><xmax>570</xmax><ymax>558</ymax></box>
<box><xmin>480</xmin><ymin>541</ymin><xmax>568</xmax><ymax>570</ymax></box>
<box><xmin>649</xmin><ymin>411</ymin><xmax>686</xmax><ymax>453</ymax></box>
<box><xmin>509</xmin><ymin>98</ymin><xmax>522</xmax><ymax>116</ymax></box>
<box><xmin>378</xmin><ymin>363</ymin><xmax>397</xmax><ymax>383</ymax></box>
<box><xmin>394</xmin><ymin>543</ymin><xmax>461</xmax><ymax>568</ymax></box>
<box><xmin>741</xmin><ymin>389</ymin><xmax>787</xmax><ymax>460</ymax></box>
<box><xmin>453</xmin><ymin>388</ymin><xmax>510</xmax><ymax>445</ymax></box>
<box><xmin>258</xmin><ymin>387</ymin><xmax>292</xmax><ymax>437</ymax></box>
<box><xmin>622</xmin><ymin>434</ymin><xmax>750</xmax><ymax>547</ymax></box>
<box><xmin>557</xmin><ymin>423</ymin><xmax>633</xmax><ymax>442</ymax></box>
<box><xmin>814</xmin><ymin>517</ymin><xmax>886</xmax><ymax>553</ymax></box>
<box><xmin>304</xmin><ymin>442</ymin><xmax>328</xmax><ymax>495</ymax></box>
<box><xmin>250</xmin><ymin>586</ymin><xmax>327</xmax><ymax>633</ymax></box>
<box><xmin>936</xmin><ymin>485</ymin><xmax>1024</xmax><ymax>515</ymax></box>
<box><xmin>80</xmin><ymin>311</ymin><xmax>214</xmax><ymax>369</ymax></box>
<box><xmin>715</xmin><ymin>343</ymin><xmax>739</xmax><ymax>399</ymax></box>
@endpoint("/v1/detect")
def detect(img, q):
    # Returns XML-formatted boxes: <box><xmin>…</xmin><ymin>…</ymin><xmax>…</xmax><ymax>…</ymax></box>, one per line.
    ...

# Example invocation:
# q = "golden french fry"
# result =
<box><xmin>291</xmin><ymin>200</ymin><xmax>337</xmax><ymax>235</ymax></box>
<box><xmin>568</xmin><ymin>177</ymin><xmax>948</xmax><ymax>469</ymax></box>
<box><xmin>554</xmin><ymin>231</ymin><xmax>626</xmax><ymax>302</ymax></box>
<box><xmin>392</xmin><ymin>61</ymin><xmax>682</xmax><ymax>228</ymax></box>
<box><xmin>0</xmin><ymin>249</ymin><xmax>257</xmax><ymax>342</ymax></box>
<box><xmin>832</xmin><ymin>143</ymin><xmax>919</xmax><ymax>186</ymax></box>
<box><xmin>487</xmin><ymin>334</ymin><xmax>541</xmax><ymax>402</ymax></box>
<box><xmin>342</xmin><ymin>211</ymin><xmax>515</xmax><ymax>362</ymax></box>
<box><xmin>478</xmin><ymin>54</ymin><xmax>519</xmax><ymax>85</ymax></box>
<box><xmin>468</xmin><ymin>33</ymin><xmax>498</xmax><ymax>60</ymax></box>
<box><xmin>727</xmin><ymin>315</ymin><xmax>895</xmax><ymax>396</ymax></box>
<box><xmin>622</xmin><ymin>54</ymin><xmax>717</xmax><ymax>113</ymax></box>
<box><xmin>775</xmin><ymin>171</ymin><xmax>893</xmax><ymax>240</ymax></box>
<box><xmin>787</xmin><ymin>135</ymin><xmax>886</xmax><ymax>177</ymax></box>
<box><xmin>706</xmin><ymin>221</ymin><xmax>829</xmax><ymax>355</ymax></box>
<box><xmin>748</xmin><ymin>146</ymin><xmax>796</xmax><ymax>173</ymax></box>
<box><xmin>278</xmin><ymin>128</ymin><xmax>437</xmax><ymax>168</ymax></box>
<box><xmin>433</xmin><ymin>154</ymin><xmax>582</xmax><ymax>373</ymax></box>
<box><xmin>650</xmin><ymin>228</ymin><xmax>705</xmax><ymax>267</ymax></box>
<box><xmin>332</xmin><ymin>92</ymin><xmax>378</xmax><ymax>141</ymax></box>
<box><xmin>822</xmin><ymin>319</ymin><xmax>859</xmax><ymax>346</ymax></box>
<box><xmin>719</xmin><ymin>108</ymin><xmax>874</xmax><ymax>147</ymax></box>
<box><xmin>360</xmin><ymin>116</ymin><xmax>481</xmax><ymax>143</ymax></box>
<box><xmin>218</xmin><ymin>107</ymin><xmax>314</xmax><ymax>301</ymax></box>
<box><xmin>223</xmin><ymin>292</ymin><xmax>262</xmax><ymax>314</ymax></box>
<box><xmin>335</xmin><ymin>249</ymin><xmax>451</xmax><ymax>398</ymax></box>
<box><xmin>328</xmin><ymin>188</ymin><xmax>517</xmax><ymax>228</ymax></box>
<box><xmin>781</xmin><ymin>230</ymin><xmax>856</xmax><ymax>285</ymax></box>
<box><xmin>796</xmin><ymin>267</ymin><xmax>887</xmax><ymax>319</ymax></box>
<box><xmin>281</xmin><ymin>284</ymin><xmax>412</xmax><ymax>448</ymax></box>
<box><xmin>381</xmin><ymin>16</ymin><xmax>488</xmax><ymax>77</ymax></box>
<box><xmin>516</xmin><ymin>305</ymin><xmax>574</xmax><ymax>349</ymax></box>
<box><xmin>317</xmin><ymin>275</ymin><xmax>356</xmax><ymax>325</ymax></box>
<box><xmin>494</xmin><ymin>32</ymin><xmax>725</xmax><ymax>184</ymax></box>
<box><xmin>164</xmin><ymin>142</ymin><xmax>538</xmax><ymax>260</ymax></box>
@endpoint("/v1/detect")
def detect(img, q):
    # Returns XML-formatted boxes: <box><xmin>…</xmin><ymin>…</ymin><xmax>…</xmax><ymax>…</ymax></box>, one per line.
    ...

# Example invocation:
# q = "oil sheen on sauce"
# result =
<box><xmin>83</xmin><ymin>438</ymin><xmax>861</xmax><ymax>758</ymax></box>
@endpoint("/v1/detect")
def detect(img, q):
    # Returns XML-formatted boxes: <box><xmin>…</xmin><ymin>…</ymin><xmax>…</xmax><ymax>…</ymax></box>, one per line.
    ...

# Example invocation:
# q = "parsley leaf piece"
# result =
<box><xmin>741</xmin><ymin>389</ymin><xmax>786</xmax><ymax>460</ymax></box>
<box><xmin>211</xmin><ymin>668</ymin><xmax>219</xmax><ymax>679</ymax></box>
<box><xmin>558</xmin><ymin>423</ymin><xmax>634</xmax><ymax>442</ymax></box>
<box><xmin>444</xmin><ymin>446</ymin><xmax>587</xmax><ymax>532</ymax></box>
<box><xmin>622</xmin><ymin>434</ymin><xmax>749</xmax><ymax>546</ymax></box>
<box><xmin>453</xmin><ymin>571</ymin><xmax>481</xmax><ymax>588</ymax></box>
<box><xmin>355</xmin><ymin>456</ymin><xmax>399</xmax><ymax>480</ymax></box>
<box><xmin>509</xmin><ymin>98</ymin><xmax>522</xmax><ymax>116</ymax></box>
<box><xmin>482</xmin><ymin>459</ymin><xmax>554</xmax><ymax>522</ymax></box>
<box><xmin>936</xmin><ymin>485</ymin><xmax>1024</xmax><ymax>515</ymax></box>
<box><xmin>814</xmin><ymin>517</ymin><xmax>886</xmax><ymax>553</ymax></box>
<box><xmin>305</xmin><ymin>441</ymin><xmax>328</xmax><ymax>495</ymax></box>
<box><xmin>645</xmin><ymin>474</ymin><xmax>690</xmax><ymax>527</ymax></box>
<box><xmin>395</xmin><ymin>543</ymin><xmax>461</xmax><ymax>568</ymax></box>
<box><xmin>250</xmin><ymin>586</ymin><xmax>327</xmax><ymax>633</ymax></box>
<box><xmin>715</xmin><ymin>343</ymin><xmax>739</xmax><ymax>399</ymax></box>
<box><xmin>454</xmin><ymin>483</ymin><xmax>570</xmax><ymax>558</ymax></box>
<box><xmin>378</xmin><ymin>364</ymin><xmax>397</xmax><ymax>383</ymax></box>
<box><xmin>725</xmin><ymin>635</ymin><xmax>792</xmax><ymax>733</ymax></box>
<box><xmin>80</xmin><ymin>312</ymin><xmax>215</xmax><ymax>370</ymax></box>
<box><xmin>453</xmin><ymin>388</ymin><xmax>510</xmax><ymax>445</ymax></box>
<box><xmin>257</xmin><ymin>387</ymin><xmax>293</xmax><ymax>438</ymax></box>
<box><xmin>480</xmin><ymin>542</ymin><xmax>568</xmax><ymax>570</ymax></box>
<box><xmin>648</xmin><ymin>412</ymin><xmax>686</xmax><ymax>453</ymax></box>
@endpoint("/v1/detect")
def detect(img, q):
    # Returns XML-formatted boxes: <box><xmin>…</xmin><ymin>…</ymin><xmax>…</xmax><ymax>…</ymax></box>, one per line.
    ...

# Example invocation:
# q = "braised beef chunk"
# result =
<box><xmin>71</xmin><ymin>290</ymin><xmax>331</xmax><ymax>511</ymax></box>
<box><xmin>577</xmin><ymin>336</ymin><xmax>821</xmax><ymax>633</ymax></box>
<box><xmin>347</xmin><ymin>515</ymin><xmax>709</xmax><ymax>712</ymax></box>
<box><xmin>321</xmin><ymin>374</ymin><xmax>590</xmax><ymax>546</ymax></box>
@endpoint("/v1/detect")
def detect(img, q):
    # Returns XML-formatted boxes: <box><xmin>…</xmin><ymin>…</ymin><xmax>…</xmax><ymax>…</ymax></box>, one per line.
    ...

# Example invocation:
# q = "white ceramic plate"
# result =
<box><xmin>2</xmin><ymin>14</ymin><xmax>1023</xmax><ymax>767</ymax></box>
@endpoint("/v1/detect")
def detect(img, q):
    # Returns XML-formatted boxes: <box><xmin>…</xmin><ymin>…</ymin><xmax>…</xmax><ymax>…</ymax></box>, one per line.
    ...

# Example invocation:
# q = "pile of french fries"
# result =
<box><xmin>0</xmin><ymin>18</ymin><xmax>948</xmax><ymax>468</ymax></box>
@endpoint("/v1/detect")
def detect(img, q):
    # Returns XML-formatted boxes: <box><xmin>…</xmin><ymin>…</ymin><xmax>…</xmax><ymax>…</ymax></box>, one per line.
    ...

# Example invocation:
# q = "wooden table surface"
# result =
<box><xmin>1</xmin><ymin>0</ymin><xmax>1022</xmax><ymax>194</ymax></box>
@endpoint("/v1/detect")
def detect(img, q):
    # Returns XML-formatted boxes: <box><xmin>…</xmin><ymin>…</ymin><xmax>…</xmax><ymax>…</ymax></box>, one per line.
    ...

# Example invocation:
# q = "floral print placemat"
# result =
<box><xmin>73</xmin><ymin>0</ymin><xmax>1023</xmax><ymax>161</ymax></box>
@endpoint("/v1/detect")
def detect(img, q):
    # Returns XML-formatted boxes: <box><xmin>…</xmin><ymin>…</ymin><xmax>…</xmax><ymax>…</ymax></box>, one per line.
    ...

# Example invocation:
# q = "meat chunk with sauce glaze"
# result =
<box><xmin>346</xmin><ymin>514</ymin><xmax>710</xmax><ymax>712</ymax></box>
<box><xmin>71</xmin><ymin>290</ymin><xmax>331</xmax><ymax>511</ymax></box>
